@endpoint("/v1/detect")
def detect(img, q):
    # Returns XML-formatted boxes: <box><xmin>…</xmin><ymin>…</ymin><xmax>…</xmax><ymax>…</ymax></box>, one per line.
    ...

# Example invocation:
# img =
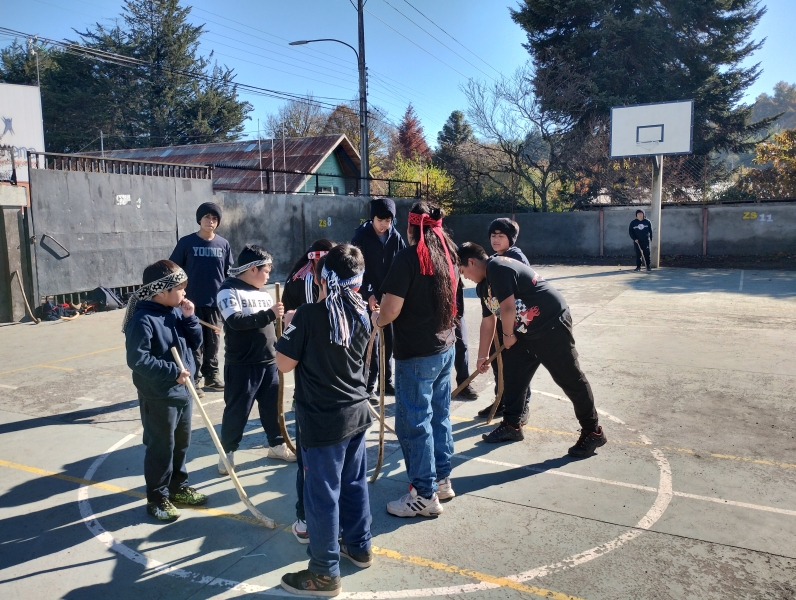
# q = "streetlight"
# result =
<box><xmin>289</xmin><ymin>5</ymin><xmax>370</xmax><ymax>196</ymax></box>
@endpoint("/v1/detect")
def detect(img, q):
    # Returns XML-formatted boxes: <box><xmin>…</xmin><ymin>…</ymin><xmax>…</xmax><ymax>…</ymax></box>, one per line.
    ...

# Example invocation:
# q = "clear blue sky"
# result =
<box><xmin>3</xmin><ymin>0</ymin><xmax>793</xmax><ymax>146</ymax></box>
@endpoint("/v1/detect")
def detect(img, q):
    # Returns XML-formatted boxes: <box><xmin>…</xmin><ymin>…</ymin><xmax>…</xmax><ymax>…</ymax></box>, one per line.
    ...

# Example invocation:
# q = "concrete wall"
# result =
<box><xmin>444</xmin><ymin>202</ymin><xmax>796</xmax><ymax>258</ymax></box>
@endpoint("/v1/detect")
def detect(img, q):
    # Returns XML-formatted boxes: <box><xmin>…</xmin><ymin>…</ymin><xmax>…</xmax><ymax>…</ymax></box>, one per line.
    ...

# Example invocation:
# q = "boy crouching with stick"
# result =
<box><xmin>276</xmin><ymin>244</ymin><xmax>374</xmax><ymax>597</ymax></box>
<box><xmin>124</xmin><ymin>259</ymin><xmax>208</xmax><ymax>521</ymax></box>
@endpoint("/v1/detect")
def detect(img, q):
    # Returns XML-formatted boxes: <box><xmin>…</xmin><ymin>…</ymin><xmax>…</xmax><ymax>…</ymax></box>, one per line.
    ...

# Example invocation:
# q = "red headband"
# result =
<box><xmin>408</xmin><ymin>212</ymin><xmax>457</xmax><ymax>315</ymax></box>
<box><xmin>307</xmin><ymin>250</ymin><xmax>329</xmax><ymax>260</ymax></box>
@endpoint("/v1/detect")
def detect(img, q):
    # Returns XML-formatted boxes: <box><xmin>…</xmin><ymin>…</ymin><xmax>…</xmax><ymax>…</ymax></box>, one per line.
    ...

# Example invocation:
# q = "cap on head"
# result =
<box><xmin>370</xmin><ymin>198</ymin><xmax>396</xmax><ymax>220</ymax></box>
<box><xmin>488</xmin><ymin>218</ymin><xmax>519</xmax><ymax>247</ymax></box>
<box><xmin>196</xmin><ymin>202</ymin><xmax>222</xmax><ymax>226</ymax></box>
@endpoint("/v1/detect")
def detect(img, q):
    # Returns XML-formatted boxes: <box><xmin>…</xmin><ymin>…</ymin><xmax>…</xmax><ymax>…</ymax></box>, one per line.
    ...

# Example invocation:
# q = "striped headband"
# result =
<box><xmin>292</xmin><ymin>250</ymin><xmax>329</xmax><ymax>281</ymax></box>
<box><xmin>322</xmin><ymin>265</ymin><xmax>369</xmax><ymax>347</ymax></box>
<box><xmin>228</xmin><ymin>258</ymin><xmax>272</xmax><ymax>277</ymax></box>
<box><xmin>122</xmin><ymin>269</ymin><xmax>188</xmax><ymax>332</ymax></box>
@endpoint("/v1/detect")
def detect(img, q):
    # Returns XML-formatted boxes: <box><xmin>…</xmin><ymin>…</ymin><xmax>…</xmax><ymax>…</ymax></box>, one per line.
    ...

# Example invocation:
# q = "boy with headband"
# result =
<box><xmin>216</xmin><ymin>245</ymin><xmax>293</xmax><ymax>475</ymax></box>
<box><xmin>276</xmin><ymin>244</ymin><xmax>374</xmax><ymax>597</ymax></box>
<box><xmin>124</xmin><ymin>259</ymin><xmax>208</xmax><ymax>521</ymax></box>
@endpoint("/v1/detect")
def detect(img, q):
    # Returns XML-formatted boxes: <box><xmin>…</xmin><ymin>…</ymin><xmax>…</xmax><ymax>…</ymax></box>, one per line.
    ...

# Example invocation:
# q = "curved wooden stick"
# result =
<box><xmin>274</xmin><ymin>283</ymin><xmax>296</xmax><ymax>454</ymax></box>
<box><xmin>366</xmin><ymin>401</ymin><xmax>396</xmax><ymax>434</ymax></box>
<box><xmin>486</xmin><ymin>330</ymin><xmax>505</xmax><ymax>425</ymax></box>
<box><xmin>369</xmin><ymin>327</ymin><xmax>386</xmax><ymax>483</ymax></box>
<box><xmin>363</xmin><ymin>326</ymin><xmax>377</xmax><ymax>373</ymax></box>
<box><xmin>450</xmin><ymin>343</ymin><xmax>504</xmax><ymax>398</ymax></box>
<box><xmin>171</xmin><ymin>347</ymin><xmax>275</xmax><ymax>528</ymax></box>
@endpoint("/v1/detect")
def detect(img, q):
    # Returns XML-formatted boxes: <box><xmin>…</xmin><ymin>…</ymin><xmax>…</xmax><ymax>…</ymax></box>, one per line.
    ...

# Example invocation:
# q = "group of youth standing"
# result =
<box><xmin>123</xmin><ymin>198</ymin><xmax>608</xmax><ymax>597</ymax></box>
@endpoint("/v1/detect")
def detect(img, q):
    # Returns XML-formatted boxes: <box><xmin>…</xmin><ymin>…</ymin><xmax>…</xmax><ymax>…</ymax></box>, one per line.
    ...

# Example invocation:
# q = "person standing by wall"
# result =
<box><xmin>351</xmin><ymin>198</ymin><xmax>406</xmax><ymax>403</ymax></box>
<box><xmin>373</xmin><ymin>201</ymin><xmax>458</xmax><ymax>518</ymax></box>
<box><xmin>629</xmin><ymin>210</ymin><xmax>653</xmax><ymax>272</ymax></box>
<box><xmin>170</xmin><ymin>202</ymin><xmax>233</xmax><ymax>392</ymax></box>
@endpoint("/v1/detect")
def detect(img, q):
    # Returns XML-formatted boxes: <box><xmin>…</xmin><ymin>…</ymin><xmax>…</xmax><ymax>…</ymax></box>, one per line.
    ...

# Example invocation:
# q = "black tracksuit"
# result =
<box><xmin>351</xmin><ymin>221</ymin><xmax>406</xmax><ymax>390</ymax></box>
<box><xmin>125</xmin><ymin>301</ymin><xmax>203</xmax><ymax>502</ymax></box>
<box><xmin>216</xmin><ymin>277</ymin><xmax>283</xmax><ymax>451</ymax></box>
<box><xmin>629</xmin><ymin>218</ymin><xmax>653</xmax><ymax>268</ymax></box>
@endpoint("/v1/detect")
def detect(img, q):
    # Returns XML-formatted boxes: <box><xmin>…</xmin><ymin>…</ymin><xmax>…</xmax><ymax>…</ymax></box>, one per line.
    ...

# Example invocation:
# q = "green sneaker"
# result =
<box><xmin>281</xmin><ymin>570</ymin><xmax>341</xmax><ymax>597</ymax></box>
<box><xmin>171</xmin><ymin>486</ymin><xmax>208</xmax><ymax>506</ymax></box>
<box><xmin>146</xmin><ymin>498</ymin><xmax>180</xmax><ymax>521</ymax></box>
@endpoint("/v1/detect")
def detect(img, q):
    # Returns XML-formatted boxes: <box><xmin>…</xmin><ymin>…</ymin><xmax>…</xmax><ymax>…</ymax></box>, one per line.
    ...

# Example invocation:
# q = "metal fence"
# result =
<box><xmin>211</xmin><ymin>162</ymin><xmax>421</xmax><ymax>198</ymax></box>
<box><xmin>29</xmin><ymin>151</ymin><xmax>213</xmax><ymax>179</ymax></box>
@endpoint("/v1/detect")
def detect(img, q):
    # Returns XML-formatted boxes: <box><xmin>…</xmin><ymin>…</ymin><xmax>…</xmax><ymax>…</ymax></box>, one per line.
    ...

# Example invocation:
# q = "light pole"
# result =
<box><xmin>290</xmin><ymin>5</ymin><xmax>370</xmax><ymax>195</ymax></box>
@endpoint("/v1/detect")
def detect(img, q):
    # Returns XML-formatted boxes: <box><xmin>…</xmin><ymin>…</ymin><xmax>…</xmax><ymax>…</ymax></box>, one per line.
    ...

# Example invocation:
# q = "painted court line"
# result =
<box><xmin>0</xmin><ymin>345</ymin><xmax>124</xmax><ymax>376</ymax></box>
<box><xmin>0</xmin><ymin>384</ymin><xmax>17</xmax><ymax>389</ymax></box>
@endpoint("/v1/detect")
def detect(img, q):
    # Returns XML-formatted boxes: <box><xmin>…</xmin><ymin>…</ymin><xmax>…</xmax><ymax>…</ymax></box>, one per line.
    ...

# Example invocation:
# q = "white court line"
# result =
<box><xmin>0</xmin><ymin>384</ymin><xmax>18</xmax><ymax>390</ymax></box>
<box><xmin>454</xmin><ymin>453</ymin><xmax>796</xmax><ymax>518</ymax></box>
<box><xmin>532</xmin><ymin>389</ymin><xmax>626</xmax><ymax>425</ymax></box>
<box><xmin>739</xmin><ymin>270</ymin><xmax>744</xmax><ymax>292</ymax></box>
<box><xmin>200</xmin><ymin>398</ymin><xmax>226</xmax><ymax>407</ymax></box>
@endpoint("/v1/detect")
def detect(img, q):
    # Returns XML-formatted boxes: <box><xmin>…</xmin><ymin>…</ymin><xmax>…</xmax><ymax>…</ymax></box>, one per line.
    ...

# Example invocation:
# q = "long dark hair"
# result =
<box><xmin>287</xmin><ymin>238</ymin><xmax>335</xmax><ymax>280</ymax></box>
<box><xmin>408</xmin><ymin>201</ymin><xmax>457</xmax><ymax>332</ymax></box>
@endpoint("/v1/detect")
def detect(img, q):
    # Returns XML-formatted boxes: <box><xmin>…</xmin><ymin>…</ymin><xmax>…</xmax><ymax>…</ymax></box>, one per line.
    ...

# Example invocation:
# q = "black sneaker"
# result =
<box><xmin>146</xmin><ymin>498</ymin><xmax>180</xmax><ymax>521</ymax></box>
<box><xmin>520</xmin><ymin>404</ymin><xmax>530</xmax><ymax>427</ymax></box>
<box><xmin>455</xmin><ymin>385</ymin><xmax>478</xmax><ymax>400</ymax></box>
<box><xmin>633</xmin><ymin>267</ymin><xmax>641</xmax><ymax>272</ymax></box>
<box><xmin>568</xmin><ymin>426</ymin><xmax>607</xmax><ymax>457</ymax></box>
<box><xmin>482</xmin><ymin>421</ymin><xmax>524</xmax><ymax>443</ymax></box>
<box><xmin>204</xmin><ymin>375</ymin><xmax>225</xmax><ymax>390</ymax></box>
<box><xmin>476</xmin><ymin>402</ymin><xmax>504</xmax><ymax>419</ymax></box>
<box><xmin>367</xmin><ymin>390</ymin><xmax>379</xmax><ymax>406</ymax></box>
<box><xmin>281</xmin><ymin>570</ymin><xmax>342</xmax><ymax>597</ymax></box>
<box><xmin>384</xmin><ymin>382</ymin><xmax>396</xmax><ymax>396</ymax></box>
<box><xmin>340</xmin><ymin>544</ymin><xmax>373</xmax><ymax>568</ymax></box>
<box><xmin>646</xmin><ymin>266</ymin><xmax>652</xmax><ymax>272</ymax></box>
<box><xmin>194</xmin><ymin>385</ymin><xmax>205</xmax><ymax>399</ymax></box>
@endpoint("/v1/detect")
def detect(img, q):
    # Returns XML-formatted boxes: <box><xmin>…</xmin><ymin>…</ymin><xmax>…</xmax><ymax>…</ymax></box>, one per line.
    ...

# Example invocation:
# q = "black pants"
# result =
<box><xmin>454</xmin><ymin>316</ymin><xmax>470</xmax><ymax>385</ymax></box>
<box><xmin>634</xmin><ymin>240</ymin><xmax>651</xmax><ymax>268</ymax></box>
<box><xmin>491</xmin><ymin>326</ymin><xmax>531</xmax><ymax>405</ymax></box>
<box><xmin>295</xmin><ymin>425</ymin><xmax>305</xmax><ymax>520</ymax></box>
<box><xmin>221</xmin><ymin>362</ymin><xmax>283</xmax><ymax>452</ymax></box>
<box><xmin>501</xmin><ymin>311</ymin><xmax>599</xmax><ymax>431</ymax></box>
<box><xmin>139</xmin><ymin>397</ymin><xmax>192</xmax><ymax>502</ymax></box>
<box><xmin>367</xmin><ymin>322</ymin><xmax>394</xmax><ymax>391</ymax></box>
<box><xmin>193</xmin><ymin>306</ymin><xmax>221</xmax><ymax>380</ymax></box>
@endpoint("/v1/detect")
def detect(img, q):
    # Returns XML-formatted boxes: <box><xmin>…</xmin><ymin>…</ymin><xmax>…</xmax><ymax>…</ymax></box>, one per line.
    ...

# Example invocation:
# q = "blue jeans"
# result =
<box><xmin>394</xmin><ymin>346</ymin><xmax>455</xmax><ymax>499</ymax></box>
<box><xmin>302</xmin><ymin>430</ymin><xmax>371</xmax><ymax>577</ymax></box>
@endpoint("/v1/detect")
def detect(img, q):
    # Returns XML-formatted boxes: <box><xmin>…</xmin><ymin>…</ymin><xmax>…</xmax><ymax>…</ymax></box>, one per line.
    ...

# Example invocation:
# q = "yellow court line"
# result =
<box><xmin>451</xmin><ymin>416</ymin><xmax>796</xmax><ymax>469</ymax></box>
<box><xmin>372</xmin><ymin>547</ymin><xmax>584</xmax><ymax>600</ymax></box>
<box><xmin>0</xmin><ymin>458</ymin><xmax>264</xmax><ymax>526</ymax></box>
<box><xmin>40</xmin><ymin>365</ymin><xmax>76</xmax><ymax>372</ymax></box>
<box><xmin>0</xmin><ymin>345</ymin><xmax>125</xmax><ymax>376</ymax></box>
<box><xmin>0</xmin><ymin>457</ymin><xmax>584</xmax><ymax>600</ymax></box>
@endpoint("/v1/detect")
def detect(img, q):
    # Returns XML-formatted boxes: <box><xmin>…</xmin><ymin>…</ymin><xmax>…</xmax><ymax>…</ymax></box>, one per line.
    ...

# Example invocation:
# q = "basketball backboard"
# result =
<box><xmin>610</xmin><ymin>100</ymin><xmax>693</xmax><ymax>158</ymax></box>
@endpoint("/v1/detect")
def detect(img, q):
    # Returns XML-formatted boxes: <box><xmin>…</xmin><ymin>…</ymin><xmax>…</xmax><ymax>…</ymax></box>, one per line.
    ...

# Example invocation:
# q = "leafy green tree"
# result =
<box><xmin>511</xmin><ymin>0</ymin><xmax>774</xmax><ymax>155</ymax></box>
<box><xmin>753</xmin><ymin>82</ymin><xmax>796</xmax><ymax>131</ymax></box>
<box><xmin>388</xmin><ymin>155</ymin><xmax>454</xmax><ymax>212</ymax></box>
<box><xmin>739</xmin><ymin>129</ymin><xmax>796</xmax><ymax>198</ymax></box>
<box><xmin>436</xmin><ymin>110</ymin><xmax>473</xmax><ymax>148</ymax></box>
<box><xmin>321</xmin><ymin>101</ymin><xmax>391</xmax><ymax>175</ymax></box>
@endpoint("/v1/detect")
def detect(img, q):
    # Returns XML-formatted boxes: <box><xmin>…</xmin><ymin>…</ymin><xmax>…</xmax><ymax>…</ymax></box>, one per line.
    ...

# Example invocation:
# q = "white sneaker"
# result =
<box><xmin>267</xmin><ymin>443</ymin><xmax>297</xmax><ymax>462</ymax></box>
<box><xmin>218</xmin><ymin>451</ymin><xmax>234</xmax><ymax>475</ymax></box>
<box><xmin>292</xmin><ymin>519</ymin><xmax>310</xmax><ymax>544</ymax></box>
<box><xmin>386</xmin><ymin>485</ymin><xmax>443</xmax><ymax>518</ymax></box>
<box><xmin>436</xmin><ymin>477</ymin><xmax>455</xmax><ymax>500</ymax></box>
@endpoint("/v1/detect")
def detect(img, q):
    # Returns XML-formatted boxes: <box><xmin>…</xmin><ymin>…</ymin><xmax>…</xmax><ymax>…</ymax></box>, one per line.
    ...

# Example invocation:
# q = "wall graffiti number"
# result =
<box><xmin>743</xmin><ymin>212</ymin><xmax>773</xmax><ymax>222</ymax></box>
<box><xmin>319</xmin><ymin>219</ymin><xmax>328</xmax><ymax>228</ymax></box>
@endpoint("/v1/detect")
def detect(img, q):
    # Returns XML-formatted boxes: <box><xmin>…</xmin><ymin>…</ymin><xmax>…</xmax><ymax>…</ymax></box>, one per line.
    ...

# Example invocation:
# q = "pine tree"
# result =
<box><xmin>397</xmin><ymin>105</ymin><xmax>431</xmax><ymax>161</ymax></box>
<box><xmin>437</xmin><ymin>110</ymin><xmax>473</xmax><ymax>148</ymax></box>
<box><xmin>511</xmin><ymin>0</ymin><xmax>774</xmax><ymax>155</ymax></box>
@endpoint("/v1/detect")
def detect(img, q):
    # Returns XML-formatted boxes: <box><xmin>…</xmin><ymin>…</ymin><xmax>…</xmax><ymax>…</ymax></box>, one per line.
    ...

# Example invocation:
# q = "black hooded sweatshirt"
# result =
<box><xmin>629</xmin><ymin>218</ymin><xmax>653</xmax><ymax>245</ymax></box>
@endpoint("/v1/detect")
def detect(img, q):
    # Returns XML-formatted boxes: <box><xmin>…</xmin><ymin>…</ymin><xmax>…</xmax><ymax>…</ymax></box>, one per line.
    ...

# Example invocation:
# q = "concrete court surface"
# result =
<box><xmin>0</xmin><ymin>265</ymin><xmax>794</xmax><ymax>600</ymax></box>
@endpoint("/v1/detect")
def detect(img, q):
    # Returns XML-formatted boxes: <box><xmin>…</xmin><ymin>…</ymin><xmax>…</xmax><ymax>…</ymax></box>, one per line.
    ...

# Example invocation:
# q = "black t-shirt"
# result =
<box><xmin>282</xmin><ymin>273</ymin><xmax>319</xmax><ymax>311</ymax></box>
<box><xmin>170</xmin><ymin>233</ymin><xmax>234</xmax><ymax>307</ymax></box>
<box><xmin>477</xmin><ymin>256</ymin><xmax>568</xmax><ymax>337</ymax></box>
<box><xmin>274</xmin><ymin>302</ymin><xmax>372</xmax><ymax>448</ymax></box>
<box><xmin>380</xmin><ymin>246</ymin><xmax>456</xmax><ymax>360</ymax></box>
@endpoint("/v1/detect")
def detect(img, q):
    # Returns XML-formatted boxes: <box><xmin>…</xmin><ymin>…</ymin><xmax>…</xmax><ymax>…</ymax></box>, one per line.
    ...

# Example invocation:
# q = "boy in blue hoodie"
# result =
<box><xmin>124</xmin><ymin>259</ymin><xmax>207</xmax><ymax>521</ymax></box>
<box><xmin>351</xmin><ymin>198</ymin><xmax>406</xmax><ymax>402</ymax></box>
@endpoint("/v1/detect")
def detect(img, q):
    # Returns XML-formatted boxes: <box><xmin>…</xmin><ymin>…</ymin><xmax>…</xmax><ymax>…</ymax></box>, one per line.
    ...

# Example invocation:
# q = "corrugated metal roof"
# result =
<box><xmin>87</xmin><ymin>135</ymin><xmax>361</xmax><ymax>193</ymax></box>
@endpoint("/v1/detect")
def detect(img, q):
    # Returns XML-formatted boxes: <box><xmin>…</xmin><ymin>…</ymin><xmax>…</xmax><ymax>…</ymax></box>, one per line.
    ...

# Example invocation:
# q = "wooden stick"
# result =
<box><xmin>170</xmin><ymin>347</ymin><xmax>275</xmax><ymax>528</ymax></box>
<box><xmin>366</xmin><ymin>399</ymin><xmax>396</xmax><ymax>434</ymax></box>
<box><xmin>198</xmin><ymin>318</ymin><xmax>221</xmax><ymax>333</ymax></box>
<box><xmin>370</xmin><ymin>327</ymin><xmax>386</xmax><ymax>483</ymax></box>
<box><xmin>450</xmin><ymin>343</ymin><xmax>504</xmax><ymax>398</ymax></box>
<box><xmin>13</xmin><ymin>270</ymin><xmax>39</xmax><ymax>324</ymax></box>
<box><xmin>486</xmin><ymin>330</ymin><xmax>505</xmax><ymax>425</ymax></box>
<box><xmin>274</xmin><ymin>283</ymin><xmax>296</xmax><ymax>453</ymax></box>
<box><xmin>363</xmin><ymin>326</ymin><xmax>377</xmax><ymax>373</ymax></box>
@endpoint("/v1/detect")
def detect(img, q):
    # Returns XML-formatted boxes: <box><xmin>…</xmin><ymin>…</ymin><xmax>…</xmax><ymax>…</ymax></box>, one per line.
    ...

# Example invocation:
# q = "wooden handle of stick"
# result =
<box><xmin>198</xmin><ymin>318</ymin><xmax>221</xmax><ymax>333</ymax></box>
<box><xmin>363</xmin><ymin>326</ymin><xmax>377</xmax><ymax>374</ymax></box>
<box><xmin>13</xmin><ymin>271</ymin><xmax>39</xmax><ymax>324</ymax></box>
<box><xmin>170</xmin><ymin>347</ymin><xmax>275</xmax><ymax>528</ymax></box>
<box><xmin>273</xmin><ymin>283</ymin><xmax>296</xmax><ymax>453</ymax></box>
<box><xmin>450</xmin><ymin>343</ymin><xmax>504</xmax><ymax>398</ymax></box>
<box><xmin>486</xmin><ymin>330</ymin><xmax>505</xmax><ymax>425</ymax></box>
<box><xmin>370</xmin><ymin>327</ymin><xmax>386</xmax><ymax>483</ymax></box>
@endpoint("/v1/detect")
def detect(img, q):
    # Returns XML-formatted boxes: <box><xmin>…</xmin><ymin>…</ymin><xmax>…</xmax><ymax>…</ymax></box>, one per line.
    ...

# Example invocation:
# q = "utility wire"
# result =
<box><xmin>400</xmin><ymin>0</ymin><xmax>503</xmax><ymax>76</ymax></box>
<box><xmin>382</xmin><ymin>0</ymin><xmax>496</xmax><ymax>81</ymax></box>
<box><xmin>364</xmin><ymin>8</ymin><xmax>472</xmax><ymax>80</ymax></box>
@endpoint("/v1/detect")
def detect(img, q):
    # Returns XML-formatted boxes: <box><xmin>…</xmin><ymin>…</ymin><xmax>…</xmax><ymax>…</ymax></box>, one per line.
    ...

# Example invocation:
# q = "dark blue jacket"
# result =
<box><xmin>351</xmin><ymin>221</ymin><xmax>406</xmax><ymax>302</ymax></box>
<box><xmin>493</xmin><ymin>246</ymin><xmax>531</xmax><ymax>267</ymax></box>
<box><xmin>125</xmin><ymin>300</ymin><xmax>203</xmax><ymax>402</ymax></box>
